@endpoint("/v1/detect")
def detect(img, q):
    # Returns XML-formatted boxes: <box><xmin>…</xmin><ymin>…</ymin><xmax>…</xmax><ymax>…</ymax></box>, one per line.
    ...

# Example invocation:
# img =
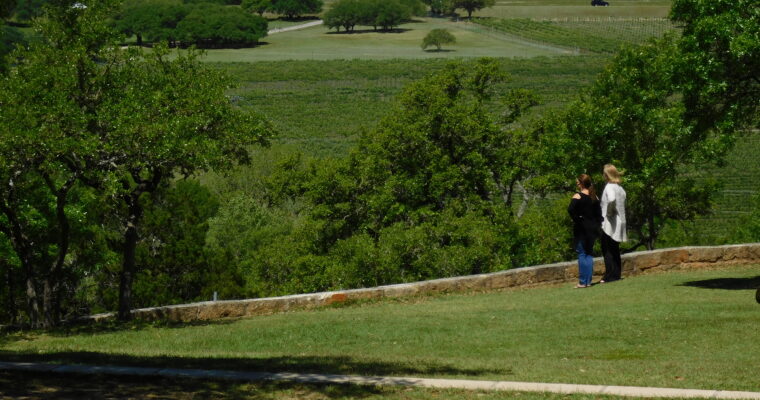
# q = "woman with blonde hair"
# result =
<box><xmin>568</xmin><ymin>174</ymin><xmax>602</xmax><ymax>288</ymax></box>
<box><xmin>600</xmin><ymin>164</ymin><xmax>627</xmax><ymax>283</ymax></box>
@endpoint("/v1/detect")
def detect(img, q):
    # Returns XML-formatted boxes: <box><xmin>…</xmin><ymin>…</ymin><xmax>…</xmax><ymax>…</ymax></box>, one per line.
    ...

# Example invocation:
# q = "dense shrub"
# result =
<box><xmin>114</xmin><ymin>0</ymin><xmax>267</xmax><ymax>48</ymax></box>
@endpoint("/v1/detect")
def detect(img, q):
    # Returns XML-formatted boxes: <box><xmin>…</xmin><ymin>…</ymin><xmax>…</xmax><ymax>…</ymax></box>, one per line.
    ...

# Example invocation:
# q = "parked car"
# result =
<box><xmin>591</xmin><ymin>0</ymin><xmax>609</xmax><ymax>5</ymax></box>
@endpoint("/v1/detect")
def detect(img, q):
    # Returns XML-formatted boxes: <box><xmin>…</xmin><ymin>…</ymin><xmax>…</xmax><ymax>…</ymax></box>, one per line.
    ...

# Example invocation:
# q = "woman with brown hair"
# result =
<box><xmin>568</xmin><ymin>174</ymin><xmax>602</xmax><ymax>288</ymax></box>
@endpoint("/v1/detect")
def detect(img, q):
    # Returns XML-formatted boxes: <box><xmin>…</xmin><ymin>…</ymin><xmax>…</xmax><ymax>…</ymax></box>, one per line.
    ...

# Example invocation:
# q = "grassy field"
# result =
<box><xmin>473</xmin><ymin>17</ymin><xmax>677</xmax><ymax>53</ymax></box>
<box><xmin>478</xmin><ymin>0</ymin><xmax>672</xmax><ymax>19</ymax></box>
<box><xmin>220</xmin><ymin>56</ymin><xmax>608</xmax><ymax>156</ymax></box>
<box><xmin>199</xmin><ymin>18</ymin><xmax>570</xmax><ymax>63</ymax></box>
<box><xmin>3</xmin><ymin>264</ymin><xmax>759</xmax><ymax>392</ymax></box>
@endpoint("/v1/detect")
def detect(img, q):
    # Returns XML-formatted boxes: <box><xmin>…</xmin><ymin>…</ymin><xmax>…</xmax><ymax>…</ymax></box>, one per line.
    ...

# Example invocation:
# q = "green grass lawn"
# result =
<box><xmin>3</xmin><ymin>265</ymin><xmax>759</xmax><ymax>392</ymax></box>
<box><xmin>198</xmin><ymin>18</ymin><xmax>570</xmax><ymax>63</ymax></box>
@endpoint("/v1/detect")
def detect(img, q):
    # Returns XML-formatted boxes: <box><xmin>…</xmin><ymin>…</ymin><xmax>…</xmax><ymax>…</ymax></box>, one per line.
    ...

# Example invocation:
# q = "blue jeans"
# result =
<box><xmin>575</xmin><ymin>240</ymin><xmax>593</xmax><ymax>286</ymax></box>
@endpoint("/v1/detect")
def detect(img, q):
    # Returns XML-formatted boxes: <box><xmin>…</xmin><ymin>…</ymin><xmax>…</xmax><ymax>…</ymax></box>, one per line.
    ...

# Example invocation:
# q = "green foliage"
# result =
<box><xmin>452</xmin><ymin>0</ymin><xmax>494</xmax><ymax>19</ymax></box>
<box><xmin>733</xmin><ymin>193</ymin><xmax>760</xmax><ymax>243</ymax></box>
<box><xmin>421</xmin><ymin>28</ymin><xmax>455</xmax><ymax>50</ymax></box>
<box><xmin>556</xmin><ymin>37</ymin><xmax>723</xmax><ymax>250</ymax></box>
<box><xmin>323</xmin><ymin>0</ymin><xmax>362</xmax><ymax>32</ymax></box>
<box><xmin>515</xmin><ymin>197</ymin><xmax>574</xmax><ymax>266</ymax></box>
<box><xmin>0</xmin><ymin>25</ymin><xmax>25</xmax><ymax>71</ymax></box>
<box><xmin>269</xmin><ymin>0</ymin><xmax>322</xmax><ymax>19</ymax></box>
<box><xmin>177</xmin><ymin>3</ymin><xmax>268</xmax><ymax>47</ymax></box>
<box><xmin>0</xmin><ymin>0</ymin><xmax>14</xmax><ymax>19</ymax></box>
<box><xmin>325</xmin><ymin>0</ymin><xmax>419</xmax><ymax>32</ymax></box>
<box><xmin>10</xmin><ymin>0</ymin><xmax>48</xmax><ymax>21</ymax></box>
<box><xmin>670</xmin><ymin>0</ymin><xmax>759</xmax><ymax>134</ymax></box>
<box><xmin>241</xmin><ymin>0</ymin><xmax>270</xmax><ymax>15</ymax></box>
<box><xmin>113</xmin><ymin>0</ymin><xmax>188</xmax><ymax>46</ymax></box>
<box><xmin>422</xmin><ymin>0</ymin><xmax>453</xmax><ymax>16</ymax></box>
<box><xmin>114</xmin><ymin>0</ymin><xmax>267</xmax><ymax>48</ymax></box>
<box><xmin>131</xmin><ymin>180</ymin><xmax>240</xmax><ymax>307</ymax></box>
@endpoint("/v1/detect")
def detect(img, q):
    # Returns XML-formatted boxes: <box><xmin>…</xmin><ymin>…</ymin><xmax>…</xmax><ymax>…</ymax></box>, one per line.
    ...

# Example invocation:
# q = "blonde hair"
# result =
<box><xmin>603</xmin><ymin>164</ymin><xmax>622</xmax><ymax>184</ymax></box>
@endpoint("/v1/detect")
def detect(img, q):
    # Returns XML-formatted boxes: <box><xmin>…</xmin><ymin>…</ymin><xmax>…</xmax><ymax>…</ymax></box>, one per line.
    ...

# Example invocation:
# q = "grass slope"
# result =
<box><xmin>2</xmin><ymin>265</ymin><xmax>759</xmax><ymax>392</ymax></box>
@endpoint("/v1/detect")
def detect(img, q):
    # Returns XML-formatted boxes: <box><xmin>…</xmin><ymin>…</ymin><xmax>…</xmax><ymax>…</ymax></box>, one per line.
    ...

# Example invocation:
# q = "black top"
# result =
<box><xmin>568</xmin><ymin>192</ymin><xmax>602</xmax><ymax>243</ymax></box>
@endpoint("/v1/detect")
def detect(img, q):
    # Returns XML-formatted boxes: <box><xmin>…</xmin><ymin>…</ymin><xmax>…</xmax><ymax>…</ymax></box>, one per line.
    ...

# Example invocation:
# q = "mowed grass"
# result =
<box><xmin>198</xmin><ymin>18</ymin><xmax>570</xmax><ymax>63</ymax></box>
<box><xmin>2</xmin><ymin>265</ymin><xmax>759</xmax><ymax>391</ymax></box>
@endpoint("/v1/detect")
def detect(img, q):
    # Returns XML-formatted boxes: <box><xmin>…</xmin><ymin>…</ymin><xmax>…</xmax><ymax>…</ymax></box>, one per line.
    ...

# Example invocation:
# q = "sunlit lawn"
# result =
<box><xmin>198</xmin><ymin>18</ymin><xmax>570</xmax><ymax>62</ymax></box>
<box><xmin>2</xmin><ymin>264</ymin><xmax>759</xmax><ymax>392</ymax></box>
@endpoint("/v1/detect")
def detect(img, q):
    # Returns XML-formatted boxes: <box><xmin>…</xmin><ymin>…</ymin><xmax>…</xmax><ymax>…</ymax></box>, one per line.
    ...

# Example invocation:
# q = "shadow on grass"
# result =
<box><xmin>679</xmin><ymin>275</ymin><xmax>760</xmax><ymax>290</ymax></box>
<box><xmin>423</xmin><ymin>49</ymin><xmax>456</xmax><ymax>52</ymax></box>
<box><xmin>0</xmin><ymin>370</ymin><xmax>387</xmax><ymax>399</ymax></box>
<box><xmin>326</xmin><ymin>28</ymin><xmax>411</xmax><ymax>35</ymax></box>
<box><xmin>0</xmin><ymin>350</ymin><xmax>511</xmax><ymax>377</ymax></box>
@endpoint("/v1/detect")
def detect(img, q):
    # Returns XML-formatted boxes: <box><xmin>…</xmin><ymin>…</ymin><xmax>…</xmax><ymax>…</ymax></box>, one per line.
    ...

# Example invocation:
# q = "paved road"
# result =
<box><xmin>2</xmin><ymin>361</ymin><xmax>759</xmax><ymax>399</ymax></box>
<box><xmin>268</xmin><ymin>20</ymin><xmax>323</xmax><ymax>35</ymax></box>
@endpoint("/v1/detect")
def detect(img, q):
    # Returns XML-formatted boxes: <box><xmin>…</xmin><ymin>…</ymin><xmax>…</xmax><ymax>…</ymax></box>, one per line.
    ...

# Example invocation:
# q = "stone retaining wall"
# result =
<box><xmin>86</xmin><ymin>243</ymin><xmax>760</xmax><ymax>323</ymax></box>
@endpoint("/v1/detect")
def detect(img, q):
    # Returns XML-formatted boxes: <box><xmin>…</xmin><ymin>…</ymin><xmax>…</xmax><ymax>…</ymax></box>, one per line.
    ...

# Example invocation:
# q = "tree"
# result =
<box><xmin>177</xmin><ymin>3</ymin><xmax>268</xmax><ymax>48</ymax></box>
<box><xmin>670</xmin><ymin>0</ymin><xmax>759</xmax><ymax>136</ymax></box>
<box><xmin>422</xmin><ymin>0</ymin><xmax>453</xmax><ymax>16</ymax></box>
<box><xmin>0</xmin><ymin>0</ymin><xmax>120</xmax><ymax>328</ymax></box>
<box><xmin>241</xmin><ymin>0</ymin><xmax>271</xmax><ymax>16</ymax></box>
<box><xmin>324</xmin><ymin>0</ymin><xmax>361</xmax><ymax>32</ymax></box>
<box><xmin>0</xmin><ymin>0</ymin><xmax>14</xmax><ymax>19</ymax></box>
<box><xmin>372</xmin><ymin>0</ymin><xmax>410</xmax><ymax>31</ymax></box>
<box><xmin>421</xmin><ymin>28</ymin><xmax>455</xmax><ymax>50</ymax></box>
<box><xmin>452</xmin><ymin>0</ymin><xmax>494</xmax><ymax>18</ymax></box>
<box><xmin>1</xmin><ymin>0</ymin><xmax>274</xmax><ymax>323</ymax></box>
<box><xmin>299</xmin><ymin>59</ymin><xmax>538</xmax><ymax>280</ymax></box>
<box><xmin>269</xmin><ymin>0</ymin><xmax>322</xmax><ymax>19</ymax></box>
<box><xmin>558</xmin><ymin>37</ymin><xmax>720</xmax><ymax>250</ymax></box>
<box><xmin>113</xmin><ymin>0</ymin><xmax>187</xmax><ymax>46</ymax></box>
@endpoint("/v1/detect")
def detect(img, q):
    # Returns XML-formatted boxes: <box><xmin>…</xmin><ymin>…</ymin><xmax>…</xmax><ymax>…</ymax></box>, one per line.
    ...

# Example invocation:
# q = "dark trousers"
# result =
<box><xmin>601</xmin><ymin>232</ymin><xmax>622</xmax><ymax>281</ymax></box>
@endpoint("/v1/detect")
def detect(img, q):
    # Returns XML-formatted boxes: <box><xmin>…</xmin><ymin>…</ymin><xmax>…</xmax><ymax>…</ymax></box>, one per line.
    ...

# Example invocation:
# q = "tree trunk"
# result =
<box><xmin>136</xmin><ymin>33</ymin><xmax>143</xmax><ymax>46</ymax></box>
<box><xmin>0</xmin><ymin>201</ymin><xmax>42</xmax><ymax>328</ymax></box>
<box><xmin>117</xmin><ymin>169</ymin><xmax>162</xmax><ymax>321</ymax></box>
<box><xmin>118</xmin><ymin>193</ymin><xmax>142</xmax><ymax>321</ymax></box>
<box><xmin>646</xmin><ymin>213</ymin><xmax>657</xmax><ymax>250</ymax></box>
<box><xmin>6</xmin><ymin>264</ymin><xmax>16</xmax><ymax>325</ymax></box>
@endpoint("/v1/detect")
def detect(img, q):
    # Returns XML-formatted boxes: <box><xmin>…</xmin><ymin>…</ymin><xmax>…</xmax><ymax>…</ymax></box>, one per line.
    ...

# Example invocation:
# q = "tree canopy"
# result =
<box><xmin>452</xmin><ymin>0</ymin><xmax>494</xmax><ymax>18</ymax></box>
<box><xmin>422</xmin><ymin>28</ymin><xmax>455</xmax><ymax>50</ymax></box>
<box><xmin>269</xmin><ymin>0</ymin><xmax>322</xmax><ymax>19</ymax></box>
<box><xmin>670</xmin><ymin>0</ymin><xmax>759</xmax><ymax>135</ymax></box>
<box><xmin>0</xmin><ymin>0</ymin><xmax>274</xmax><ymax>325</ymax></box>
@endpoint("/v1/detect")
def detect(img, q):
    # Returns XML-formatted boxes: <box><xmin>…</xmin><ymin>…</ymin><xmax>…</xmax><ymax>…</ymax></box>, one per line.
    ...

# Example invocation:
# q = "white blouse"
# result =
<box><xmin>601</xmin><ymin>183</ymin><xmax>628</xmax><ymax>242</ymax></box>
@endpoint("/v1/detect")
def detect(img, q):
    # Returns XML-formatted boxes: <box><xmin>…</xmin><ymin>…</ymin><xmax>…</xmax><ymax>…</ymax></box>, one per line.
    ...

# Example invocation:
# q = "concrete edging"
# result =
<box><xmin>83</xmin><ymin>243</ymin><xmax>760</xmax><ymax>323</ymax></box>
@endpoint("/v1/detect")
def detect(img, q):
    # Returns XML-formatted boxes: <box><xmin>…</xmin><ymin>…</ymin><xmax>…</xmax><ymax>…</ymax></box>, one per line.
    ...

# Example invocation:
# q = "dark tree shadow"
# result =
<box><xmin>0</xmin><ymin>350</ymin><xmax>511</xmax><ymax>378</ymax></box>
<box><xmin>0</xmin><ymin>369</ymin><xmax>388</xmax><ymax>399</ymax></box>
<box><xmin>326</xmin><ymin>28</ymin><xmax>411</xmax><ymax>35</ymax></box>
<box><xmin>678</xmin><ymin>276</ymin><xmax>760</xmax><ymax>290</ymax></box>
<box><xmin>423</xmin><ymin>49</ymin><xmax>455</xmax><ymax>53</ymax></box>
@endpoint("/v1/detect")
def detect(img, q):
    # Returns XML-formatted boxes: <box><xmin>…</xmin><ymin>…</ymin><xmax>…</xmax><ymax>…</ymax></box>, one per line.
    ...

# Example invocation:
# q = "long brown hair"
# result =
<box><xmin>577</xmin><ymin>173</ymin><xmax>598</xmax><ymax>201</ymax></box>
